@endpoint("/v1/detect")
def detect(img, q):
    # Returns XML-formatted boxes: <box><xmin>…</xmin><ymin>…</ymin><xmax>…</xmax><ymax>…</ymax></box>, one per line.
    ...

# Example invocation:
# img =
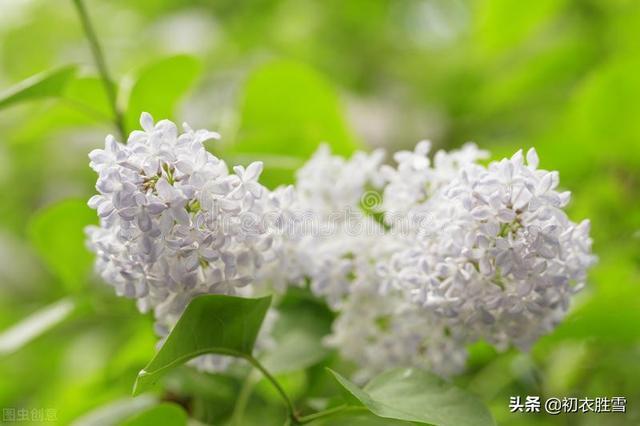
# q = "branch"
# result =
<box><xmin>71</xmin><ymin>0</ymin><xmax>126</xmax><ymax>139</ymax></box>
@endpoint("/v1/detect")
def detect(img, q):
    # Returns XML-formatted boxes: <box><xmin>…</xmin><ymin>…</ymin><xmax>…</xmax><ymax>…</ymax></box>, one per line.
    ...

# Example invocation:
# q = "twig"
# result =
<box><xmin>71</xmin><ymin>0</ymin><xmax>126</xmax><ymax>139</ymax></box>
<box><xmin>245</xmin><ymin>355</ymin><xmax>300</xmax><ymax>424</ymax></box>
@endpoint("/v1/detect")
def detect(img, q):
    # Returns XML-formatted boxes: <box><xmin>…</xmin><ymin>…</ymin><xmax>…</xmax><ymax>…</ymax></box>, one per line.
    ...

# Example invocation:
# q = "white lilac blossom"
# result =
<box><xmin>295</xmin><ymin>144</ymin><xmax>385</xmax><ymax>216</ymax></box>
<box><xmin>295</xmin><ymin>145</ymin><xmax>384</xmax><ymax>308</ymax></box>
<box><xmin>86</xmin><ymin>113</ymin><xmax>281</xmax><ymax>371</ymax></box>
<box><xmin>294</xmin><ymin>145</ymin><xmax>385</xmax><ymax>307</ymax></box>
<box><xmin>323</xmin><ymin>232</ymin><xmax>467</xmax><ymax>382</ymax></box>
<box><xmin>379</xmin><ymin>147</ymin><xmax>597</xmax><ymax>351</ymax></box>
<box><xmin>254</xmin><ymin>143</ymin><xmax>593</xmax><ymax>378</ymax></box>
<box><xmin>380</xmin><ymin>141</ymin><xmax>488</xmax><ymax>226</ymax></box>
<box><xmin>256</xmin><ymin>144</ymin><xmax>387</xmax><ymax>306</ymax></box>
<box><xmin>87</xmin><ymin>119</ymin><xmax>596</xmax><ymax>379</ymax></box>
<box><xmin>325</xmin><ymin>286</ymin><xmax>467</xmax><ymax>383</ymax></box>
<box><xmin>254</xmin><ymin>145</ymin><xmax>469</xmax><ymax>381</ymax></box>
<box><xmin>253</xmin><ymin>185</ymin><xmax>311</xmax><ymax>294</ymax></box>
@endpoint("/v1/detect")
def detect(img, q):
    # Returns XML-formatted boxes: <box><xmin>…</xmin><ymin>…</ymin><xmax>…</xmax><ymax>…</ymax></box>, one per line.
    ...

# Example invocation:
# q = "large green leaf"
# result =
<box><xmin>63</xmin><ymin>76</ymin><xmax>113</xmax><ymax>121</ymax></box>
<box><xmin>125</xmin><ymin>55</ymin><xmax>201</xmax><ymax>131</ymax></box>
<box><xmin>28</xmin><ymin>199</ymin><xmax>97</xmax><ymax>292</ymax></box>
<box><xmin>2</xmin><ymin>76</ymin><xmax>113</xmax><ymax>143</ymax></box>
<box><xmin>133</xmin><ymin>294</ymin><xmax>272</xmax><ymax>396</ymax></box>
<box><xmin>230</xmin><ymin>59</ymin><xmax>359</xmax><ymax>186</ymax></box>
<box><xmin>474</xmin><ymin>0</ymin><xmax>564</xmax><ymax>55</ymax></box>
<box><xmin>328</xmin><ymin>368</ymin><xmax>495</xmax><ymax>426</ymax></box>
<box><xmin>0</xmin><ymin>65</ymin><xmax>77</xmax><ymax>110</ymax></box>
<box><xmin>121</xmin><ymin>403</ymin><xmax>187</xmax><ymax>426</ymax></box>
<box><xmin>563</xmin><ymin>57</ymin><xmax>640</xmax><ymax>167</ymax></box>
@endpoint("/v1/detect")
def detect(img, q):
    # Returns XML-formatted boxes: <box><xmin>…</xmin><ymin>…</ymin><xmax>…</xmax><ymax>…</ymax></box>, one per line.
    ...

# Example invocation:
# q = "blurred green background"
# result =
<box><xmin>0</xmin><ymin>0</ymin><xmax>639</xmax><ymax>425</ymax></box>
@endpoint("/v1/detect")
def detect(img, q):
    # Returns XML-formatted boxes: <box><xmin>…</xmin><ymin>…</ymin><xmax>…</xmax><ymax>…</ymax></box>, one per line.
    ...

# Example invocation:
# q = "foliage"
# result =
<box><xmin>133</xmin><ymin>295</ymin><xmax>271</xmax><ymax>395</ymax></box>
<box><xmin>0</xmin><ymin>66</ymin><xmax>77</xmax><ymax>110</ymax></box>
<box><xmin>27</xmin><ymin>199</ymin><xmax>97</xmax><ymax>292</ymax></box>
<box><xmin>328</xmin><ymin>368</ymin><xmax>495</xmax><ymax>426</ymax></box>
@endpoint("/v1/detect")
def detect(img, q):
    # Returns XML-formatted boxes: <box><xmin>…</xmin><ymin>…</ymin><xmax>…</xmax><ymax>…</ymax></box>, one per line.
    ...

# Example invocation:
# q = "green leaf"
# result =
<box><xmin>328</xmin><ymin>368</ymin><xmax>495</xmax><ymax>426</ymax></box>
<box><xmin>231</xmin><ymin>59</ymin><xmax>359</xmax><ymax>186</ymax></box>
<box><xmin>121</xmin><ymin>403</ymin><xmax>188</xmax><ymax>426</ymax></box>
<box><xmin>133</xmin><ymin>294</ymin><xmax>272</xmax><ymax>396</ymax></box>
<box><xmin>2</xmin><ymin>76</ymin><xmax>113</xmax><ymax>143</ymax></box>
<box><xmin>28</xmin><ymin>198</ymin><xmax>98</xmax><ymax>292</ymax></box>
<box><xmin>0</xmin><ymin>65</ymin><xmax>77</xmax><ymax>110</ymax></box>
<box><xmin>125</xmin><ymin>55</ymin><xmax>201</xmax><ymax>131</ymax></box>
<box><xmin>475</xmin><ymin>0</ymin><xmax>564</xmax><ymax>55</ymax></box>
<box><xmin>63</xmin><ymin>76</ymin><xmax>113</xmax><ymax>121</ymax></box>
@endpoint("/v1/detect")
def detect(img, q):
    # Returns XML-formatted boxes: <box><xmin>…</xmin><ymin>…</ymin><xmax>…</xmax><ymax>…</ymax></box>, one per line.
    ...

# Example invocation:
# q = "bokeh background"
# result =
<box><xmin>0</xmin><ymin>0</ymin><xmax>639</xmax><ymax>425</ymax></box>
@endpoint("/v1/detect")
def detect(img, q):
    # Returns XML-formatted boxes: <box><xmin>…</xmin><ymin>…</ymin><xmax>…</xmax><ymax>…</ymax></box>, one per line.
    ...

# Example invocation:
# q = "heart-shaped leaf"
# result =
<box><xmin>230</xmin><ymin>59</ymin><xmax>360</xmax><ymax>187</ymax></box>
<box><xmin>125</xmin><ymin>55</ymin><xmax>201</xmax><ymax>131</ymax></box>
<box><xmin>236</xmin><ymin>59</ymin><xmax>358</xmax><ymax>157</ymax></box>
<box><xmin>328</xmin><ymin>368</ymin><xmax>495</xmax><ymax>426</ymax></box>
<box><xmin>133</xmin><ymin>294</ymin><xmax>271</xmax><ymax>395</ymax></box>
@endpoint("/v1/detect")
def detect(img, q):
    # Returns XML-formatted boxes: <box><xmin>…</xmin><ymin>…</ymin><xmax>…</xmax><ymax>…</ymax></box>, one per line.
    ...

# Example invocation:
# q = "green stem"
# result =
<box><xmin>231</xmin><ymin>371</ymin><xmax>257</xmax><ymax>426</ymax></box>
<box><xmin>245</xmin><ymin>355</ymin><xmax>300</xmax><ymax>424</ymax></box>
<box><xmin>71</xmin><ymin>0</ymin><xmax>126</xmax><ymax>139</ymax></box>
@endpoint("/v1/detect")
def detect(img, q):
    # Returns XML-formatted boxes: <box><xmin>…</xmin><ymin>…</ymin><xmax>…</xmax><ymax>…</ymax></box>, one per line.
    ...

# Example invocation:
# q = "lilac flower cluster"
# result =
<box><xmin>86</xmin><ymin>113</ymin><xmax>280</xmax><ymax>370</ymax></box>
<box><xmin>87</xmin><ymin>115</ymin><xmax>596</xmax><ymax>380</ymax></box>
